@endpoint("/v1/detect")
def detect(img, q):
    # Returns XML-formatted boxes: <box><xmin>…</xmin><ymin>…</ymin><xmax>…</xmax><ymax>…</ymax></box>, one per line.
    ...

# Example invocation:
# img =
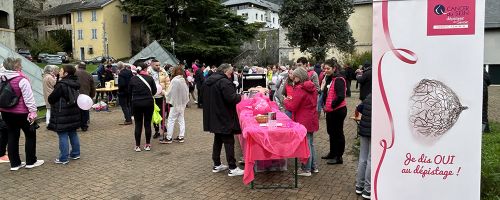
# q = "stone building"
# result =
<box><xmin>0</xmin><ymin>0</ymin><xmax>16</xmax><ymax>50</ymax></box>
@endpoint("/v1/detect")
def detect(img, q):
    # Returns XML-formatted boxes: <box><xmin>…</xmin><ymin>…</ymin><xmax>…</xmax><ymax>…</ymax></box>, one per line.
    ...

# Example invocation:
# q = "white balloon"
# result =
<box><xmin>77</xmin><ymin>94</ymin><xmax>93</xmax><ymax>110</ymax></box>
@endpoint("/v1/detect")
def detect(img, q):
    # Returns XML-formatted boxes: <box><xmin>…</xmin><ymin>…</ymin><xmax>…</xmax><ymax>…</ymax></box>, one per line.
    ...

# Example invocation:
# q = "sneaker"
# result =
<box><xmin>355</xmin><ymin>186</ymin><xmax>364</xmax><ymax>194</ymax></box>
<box><xmin>0</xmin><ymin>155</ymin><xmax>9</xmax><ymax>163</ymax></box>
<box><xmin>10</xmin><ymin>162</ymin><xmax>26</xmax><ymax>171</ymax></box>
<box><xmin>175</xmin><ymin>137</ymin><xmax>184</xmax><ymax>143</ymax></box>
<box><xmin>144</xmin><ymin>144</ymin><xmax>151</xmax><ymax>151</ymax></box>
<box><xmin>54</xmin><ymin>159</ymin><xmax>69</xmax><ymax>165</ymax></box>
<box><xmin>134</xmin><ymin>146</ymin><xmax>142</xmax><ymax>152</ymax></box>
<box><xmin>312</xmin><ymin>168</ymin><xmax>319</xmax><ymax>173</ymax></box>
<box><xmin>26</xmin><ymin>160</ymin><xmax>45</xmax><ymax>169</ymax></box>
<box><xmin>160</xmin><ymin>138</ymin><xmax>173</xmax><ymax>144</ymax></box>
<box><xmin>153</xmin><ymin>132</ymin><xmax>160</xmax><ymax>139</ymax></box>
<box><xmin>362</xmin><ymin>191</ymin><xmax>371</xmax><ymax>199</ymax></box>
<box><xmin>228</xmin><ymin>167</ymin><xmax>244</xmax><ymax>177</ymax></box>
<box><xmin>212</xmin><ymin>164</ymin><xmax>229</xmax><ymax>173</ymax></box>
<box><xmin>194</xmin><ymin>101</ymin><xmax>198</xmax><ymax>104</ymax></box>
<box><xmin>297</xmin><ymin>169</ymin><xmax>312</xmax><ymax>177</ymax></box>
<box><xmin>69</xmin><ymin>156</ymin><xmax>80</xmax><ymax>160</ymax></box>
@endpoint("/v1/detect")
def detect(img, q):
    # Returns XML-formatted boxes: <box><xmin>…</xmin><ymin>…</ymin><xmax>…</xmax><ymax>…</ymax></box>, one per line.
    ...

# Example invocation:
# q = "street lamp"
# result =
<box><xmin>170</xmin><ymin>38</ymin><xmax>175</xmax><ymax>57</ymax></box>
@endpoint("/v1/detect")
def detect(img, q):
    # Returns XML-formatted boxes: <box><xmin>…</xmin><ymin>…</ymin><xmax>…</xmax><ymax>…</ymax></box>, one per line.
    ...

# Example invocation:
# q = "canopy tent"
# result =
<box><xmin>129</xmin><ymin>40</ymin><xmax>179</xmax><ymax>66</ymax></box>
<box><xmin>0</xmin><ymin>43</ymin><xmax>45</xmax><ymax>107</ymax></box>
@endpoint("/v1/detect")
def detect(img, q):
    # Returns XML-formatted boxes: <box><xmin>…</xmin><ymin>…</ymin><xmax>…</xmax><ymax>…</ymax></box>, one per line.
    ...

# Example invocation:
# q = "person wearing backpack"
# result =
<box><xmin>48</xmin><ymin>65</ymin><xmax>82</xmax><ymax>165</ymax></box>
<box><xmin>0</xmin><ymin>57</ymin><xmax>44</xmax><ymax>171</ymax></box>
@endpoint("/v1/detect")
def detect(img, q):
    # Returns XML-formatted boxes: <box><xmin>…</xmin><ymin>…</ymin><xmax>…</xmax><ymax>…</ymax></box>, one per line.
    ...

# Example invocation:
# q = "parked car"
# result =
<box><xmin>38</xmin><ymin>53</ymin><xmax>49</xmax><ymax>63</ymax></box>
<box><xmin>18</xmin><ymin>49</ymin><xmax>33</xmax><ymax>61</ymax></box>
<box><xmin>56</xmin><ymin>52</ymin><xmax>70</xmax><ymax>63</ymax></box>
<box><xmin>85</xmin><ymin>56</ymin><xmax>115</xmax><ymax>64</ymax></box>
<box><xmin>44</xmin><ymin>54</ymin><xmax>63</xmax><ymax>65</ymax></box>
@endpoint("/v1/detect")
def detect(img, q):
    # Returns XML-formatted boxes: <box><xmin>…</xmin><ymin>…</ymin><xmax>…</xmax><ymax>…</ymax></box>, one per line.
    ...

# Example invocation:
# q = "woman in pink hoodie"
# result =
<box><xmin>0</xmin><ymin>57</ymin><xmax>44</xmax><ymax>171</ymax></box>
<box><xmin>283</xmin><ymin>67</ymin><xmax>319</xmax><ymax>176</ymax></box>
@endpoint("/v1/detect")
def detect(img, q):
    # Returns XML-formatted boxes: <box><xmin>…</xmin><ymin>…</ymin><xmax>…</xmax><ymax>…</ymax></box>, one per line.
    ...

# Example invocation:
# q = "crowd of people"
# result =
<box><xmin>3</xmin><ymin>53</ymin><xmax>492</xmax><ymax>200</ymax></box>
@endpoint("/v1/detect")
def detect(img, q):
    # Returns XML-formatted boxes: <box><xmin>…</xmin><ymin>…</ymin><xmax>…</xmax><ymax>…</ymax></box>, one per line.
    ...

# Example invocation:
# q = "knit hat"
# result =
<box><xmin>293</xmin><ymin>67</ymin><xmax>308</xmax><ymax>83</ymax></box>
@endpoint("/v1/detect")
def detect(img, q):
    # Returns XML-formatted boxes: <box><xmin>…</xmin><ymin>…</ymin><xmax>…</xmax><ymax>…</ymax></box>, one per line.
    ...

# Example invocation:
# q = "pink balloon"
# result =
<box><xmin>77</xmin><ymin>94</ymin><xmax>93</xmax><ymax>110</ymax></box>
<box><xmin>155</xmin><ymin>84</ymin><xmax>162</xmax><ymax>96</ymax></box>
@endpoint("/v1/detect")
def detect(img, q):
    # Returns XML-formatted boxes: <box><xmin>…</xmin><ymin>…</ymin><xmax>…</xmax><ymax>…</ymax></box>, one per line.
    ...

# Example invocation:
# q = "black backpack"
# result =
<box><xmin>0</xmin><ymin>76</ymin><xmax>21</xmax><ymax>108</ymax></box>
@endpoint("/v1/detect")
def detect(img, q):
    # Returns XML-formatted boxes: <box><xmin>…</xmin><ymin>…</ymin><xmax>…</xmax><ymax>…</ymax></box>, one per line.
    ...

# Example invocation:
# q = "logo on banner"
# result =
<box><xmin>427</xmin><ymin>0</ymin><xmax>475</xmax><ymax>36</ymax></box>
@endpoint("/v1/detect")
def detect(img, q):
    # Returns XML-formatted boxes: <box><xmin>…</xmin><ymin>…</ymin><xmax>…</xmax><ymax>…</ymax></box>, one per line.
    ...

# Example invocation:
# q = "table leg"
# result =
<box><xmin>294</xmin><ymin>158</ymin><xmax>298</xmax><ymax>188</ymax></box>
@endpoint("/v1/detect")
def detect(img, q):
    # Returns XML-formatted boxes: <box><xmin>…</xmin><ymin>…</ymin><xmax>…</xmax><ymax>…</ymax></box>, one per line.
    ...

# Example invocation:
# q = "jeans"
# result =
<box><xmin>57</xmin><ymin>130</ymin><xmax>80</xmax><ymax>162</ymax></box>
<box><xmin>81</xmin><ymin>110</ymin><xmax>90</xmax><ymax>129</ymax></box>
<box><xmin>133</xmin><ymin>102</ymin><xmax>154</xmax><ymax>146</ymax></box>
<box><xmin>302</xmin><ymin>132</ymin><xmax>317</xmax><ymax>171</ymax></box>
<box><xmin>284</xmin><ymin>110</ymin><xmax>292</xmax><ymax>119</ymax></box>
<box><xmin>153</xmin><ymin>97</ymin><xmax>164</xmax><ymax>133</ymax></box>
<box><xmin>212</xmin><ymin>133</ymin><xmax>236</xmax><ymax>170</ymax></box>
<box><xmin>325</xmin><ymin>106</ymin><xmax>347</xmax><ymax>157</ymax></box>
<box><xmin>317</xmin><ymin>92</ymin><xmax>324</xmax><ymax>113</ymax></box>
<box><xmin>1</xmin><ymin>112</ymin><xmax>37</xmax><ymax>167</ymax></box>
<box><xmin>119</xmin><ymin>95</ymin><xmax>132</xmax><ymax>122</ymax></box>
<box><xmin>46</xmin><ymin>109</ymin><xmax>51</xmax><ymax>124</ymax></box>
<box><xmin>166</xmin><ymin>107</ymin><xmax>185</xmax><ymax>140</ymax></box>
<box><xmin>356</xmin><ymin>136</ymin><xmax>371</xmax><ymax>193</ymax></box>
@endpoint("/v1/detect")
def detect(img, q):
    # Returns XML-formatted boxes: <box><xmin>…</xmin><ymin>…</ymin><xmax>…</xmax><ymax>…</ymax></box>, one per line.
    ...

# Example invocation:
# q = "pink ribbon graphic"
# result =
<box><xmin>373</xmin><ymin>1</ymin><xmax>418</xmax><ymax>200</ymax></box>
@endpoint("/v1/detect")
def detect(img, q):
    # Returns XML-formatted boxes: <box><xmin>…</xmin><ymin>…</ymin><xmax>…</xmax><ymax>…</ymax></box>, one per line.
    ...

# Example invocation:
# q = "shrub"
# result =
<box><xmin>29</xmin><ymin>37</ymin><xmax>63</xmax><ymax>58</ymax></box>
<box><xmin>341</xmin><ymin>51</ymin><xmax>372</xmax><ymax>69</ymax></box>
<box><xmin>481</xmin><ymin>122</ymin><xmax>500</xmax><ymax>200</ymax></box>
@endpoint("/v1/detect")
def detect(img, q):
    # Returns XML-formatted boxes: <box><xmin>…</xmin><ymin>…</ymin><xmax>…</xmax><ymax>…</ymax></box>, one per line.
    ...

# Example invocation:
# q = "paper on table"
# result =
<box><xmin>259</xmin><ymin>123</ymin><xmax>283</xmax><ymax>127</ymax></box>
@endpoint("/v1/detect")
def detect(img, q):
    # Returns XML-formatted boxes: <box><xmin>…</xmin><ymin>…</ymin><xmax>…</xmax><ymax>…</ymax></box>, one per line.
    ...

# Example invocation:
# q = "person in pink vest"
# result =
<box><xmin>0</xmin><ymin>57</ymin><xmax>44</xmax><ymax>171</ymax></box>
<box><xmin>320</xmin><ymin>59</ymin><xmax>347</xmax><ymax>165</ymax></box>
<box><xmin>284</xmin><ymin>67</ymin><xmax>319</xmax><ymax>176</ymax></box>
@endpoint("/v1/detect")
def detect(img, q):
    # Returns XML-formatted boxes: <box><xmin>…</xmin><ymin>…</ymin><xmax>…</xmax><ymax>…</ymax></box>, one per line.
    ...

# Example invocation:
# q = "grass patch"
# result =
<box><xmin>481</xmin><ymin>122</ymin><xmax>500</xmax><ymax>200</ymax></box>
<box><xmin>36</xmin><ymin>107</ymin><xmax>47</xmax><ymax>120</ymax></box>
<box><xmin>35</xmin><ymin>62</ymin><xmax>98</xmax><ymax>74</ymax></box>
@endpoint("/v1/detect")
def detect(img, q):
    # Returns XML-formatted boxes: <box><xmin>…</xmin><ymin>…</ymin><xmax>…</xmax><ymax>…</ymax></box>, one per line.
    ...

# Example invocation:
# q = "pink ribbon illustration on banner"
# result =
<box><xmin>373</xmin><ymin>1</ymin><xmax>419</xmax><ymax>200</ymax></box>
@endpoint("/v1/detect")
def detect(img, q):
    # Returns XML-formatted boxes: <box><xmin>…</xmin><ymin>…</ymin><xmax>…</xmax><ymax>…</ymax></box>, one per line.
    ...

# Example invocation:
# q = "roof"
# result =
<box><xmin>70</xmin><ymin>0</ymin><xmax>114</xmax><ymax>12</ymax></box>
<box><xmin>486</xmin><ymin>0</ymin><xmax>500</xmax><ymax>29</ymax></box>
<box><xmin>0</xmin><ymin>43</ymin><xmax>45</xmax><ymax>107</ymax></box>
<box><xmin>129</xmin><ymin>41</ymin><xmax>179</xmax><ymax>67</ymax></box>
<box><xmin>353</xmin><ymin>0</ymin><xmax>372</xmax><ymax>5</ymax></box>
<box><xmin>39</xmin><ymin>2</ymin><xmax>81</xmax><ymax>17</ymax></box>
<box><xmin>222</xmin><ymin>0</ymin><xmax>281</xmax><ymax>12</ymax></box>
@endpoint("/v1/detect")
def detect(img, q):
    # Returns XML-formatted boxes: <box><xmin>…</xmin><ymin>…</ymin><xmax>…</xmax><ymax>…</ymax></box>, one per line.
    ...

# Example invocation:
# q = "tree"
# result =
<box><xmin>121</xmin><ymin>0</ymin><xmax>262</xmax><ymax>64</ymax></box>
<box><xmin>29</xmin><ymin>37</ymin><xmax>63</xmax><ymax>57</ymax></box>
<box><xmin>280</xmin><ymin>0</ymin><xmax>356</xmax><ymax>62</ymax></box>
<box><xmin>49</xmin><ymin>29</ymin><xmax>72</xmax><ymax>53</ymax></box>
<box><xmin>14</xmin><ymin>0</ymin><xmax>43</xmax><ymax>47</ymax></box>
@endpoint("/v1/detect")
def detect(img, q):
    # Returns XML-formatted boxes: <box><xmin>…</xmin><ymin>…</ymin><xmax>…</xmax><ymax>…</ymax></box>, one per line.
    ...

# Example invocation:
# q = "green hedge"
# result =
<box><xmin>482</xmin><ymin>122</ymin><xmax>500</xmax><ymax>200</ymax></box>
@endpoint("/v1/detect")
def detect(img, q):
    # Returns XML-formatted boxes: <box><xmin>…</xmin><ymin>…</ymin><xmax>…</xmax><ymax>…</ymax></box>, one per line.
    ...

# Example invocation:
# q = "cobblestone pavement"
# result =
<box><xmin>0</xmin><ymin>87</ymin><xmax>498</xmax><ymax>200</ymax></box>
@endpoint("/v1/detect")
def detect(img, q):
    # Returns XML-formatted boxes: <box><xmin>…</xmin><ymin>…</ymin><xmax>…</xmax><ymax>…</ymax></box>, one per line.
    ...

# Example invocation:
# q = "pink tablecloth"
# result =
<box><xmin>236</xmin><ymin>99</ymin><xmax>310</xmax><ymax>185</ymax></box>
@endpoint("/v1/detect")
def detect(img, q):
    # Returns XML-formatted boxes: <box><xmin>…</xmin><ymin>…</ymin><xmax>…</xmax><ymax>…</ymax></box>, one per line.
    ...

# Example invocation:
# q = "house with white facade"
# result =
<box><xmin>222</xmin><ymin>0</ymin><xmax>281</xmax><ymax>29</ymax></box>
<box><xmin>0</xmin><ymin>0</ymin><xmax>15</xmax><ymax>50</ymax></box>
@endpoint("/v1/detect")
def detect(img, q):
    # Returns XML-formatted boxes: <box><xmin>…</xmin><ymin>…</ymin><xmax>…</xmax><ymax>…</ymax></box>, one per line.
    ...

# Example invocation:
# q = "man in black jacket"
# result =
<box><xmin>194</xmin><ymin>65</ymin><xmax>205</xmax><ymax>108</ymax></box>
<box><xmin>202</xmin><ymin>63</ymin><xmax>244</xmax><ymax>177</ymax></box>
<box><xmin>117</xmin><ymin>62</ymin><xmax>133</xmax><ymax>125</ymax></box>
<box><xmin>356</xmin><ymin>62</ymin><xmax>372</xmax><ymax>101</ymax></box>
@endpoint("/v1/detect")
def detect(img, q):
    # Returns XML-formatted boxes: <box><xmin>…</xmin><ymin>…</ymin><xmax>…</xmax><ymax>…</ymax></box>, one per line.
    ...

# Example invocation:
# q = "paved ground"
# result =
<box><xmin>0</xmin><ymin>87</ymin><xmax>498</xmax><ymax>200</ymax></box>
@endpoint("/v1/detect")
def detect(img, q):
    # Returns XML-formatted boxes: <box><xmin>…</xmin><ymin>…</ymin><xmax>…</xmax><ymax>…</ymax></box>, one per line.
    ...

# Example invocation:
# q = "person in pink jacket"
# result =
<box><xmin>0</xmin><ymin>58</ymin><xmax>44</xmax><ymax>171</ymax></box>
<box><xmin>283</xmin><ymin>67</ymin><xmax>319</xmax><ymax>176</ymax></box>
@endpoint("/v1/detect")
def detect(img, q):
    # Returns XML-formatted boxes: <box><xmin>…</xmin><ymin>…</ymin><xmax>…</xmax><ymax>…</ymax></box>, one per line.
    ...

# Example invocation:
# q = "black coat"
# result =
<box><xmin>357</xmin><ymin>93</ymin><xmax>372</xmax><ymax>137</ymax></box>
<box><xmin>483</xmin><ymin>69</ymin><xmax>491</xmax><ymax>123</ymax></box>
<box><xmin>202</xmin><ymin>72</ymin><xmax>241</xmax><ymax>135</ymax></box>
<box><xmin>194</xmin><ymin>68</ymin><xmax>205</xmax><ymax>87</ymax></box>
<box><xmin>118</xmin><ymin>69</ymin><xmax>133</xmax><ymax>97</ymax></box>
<box><xmin>48</xmin><ymin>76</ymin><xmax>81</xmax><ymax>132</ymax></box>
<box><xmin>128</xmin><ymin>74</ymin><xmax>156</xmax><ymax>107</ymax></box>
<box><xmin>357</xmin><ymin>66</ymin><xmax>372</xmax><ymax>101</ymax></box>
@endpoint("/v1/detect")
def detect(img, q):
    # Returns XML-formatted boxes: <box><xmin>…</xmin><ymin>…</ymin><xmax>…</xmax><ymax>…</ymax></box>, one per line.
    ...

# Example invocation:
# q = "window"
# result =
<box><xmin>47</xmin><ymin>18</ymin><xmax>52</xmax><ymax>25</ymax></box>
<box><xmin>88</xmin><ymin>47</ymin><xmax>94</xmax><ymax>55</ymax></box>
<box><xmin>91</xmin><ymin>29</ymin><xmax>97</xmax><ymax>39</ymax></box>
<box><xmin>261</xmin><ymin>14</ymin><xmax>263</xmax><ymax>21</ymax></box>
<box><xmin>273</xmin><ymin>18</ymin><xmax>275</xmax><ymax>24</ymax></box>
<box><xmin>66</xmin><ymin>15</ymin><xmax>71</xmax><ymax>24</ymax></box>
<box><xmin>77</xmin><ymin>12</ymin><xmax>82</xmax><ymax>22</ymax></box>
<box><xmin>78</xmin><ymin>30</ymin><xmax>83</xmax><ymax>40</ymax></box>
<box><xmin>91</xmin><ymin>11</ymin><xmax>97</xmax><ymax>21</ymax></box>
<box><xmin>56</xmin><ymin>16</ymin><xmax>63</xmax><ymax>25</ymax></box>
<box><xmin>122</xmin><ymin>14</ymin><xmax>128</xmax><ymax>24</ymax></box>
<box><xmin>255</xmin><ymin>13</ymin><xmax>258</xmax><ymax>20</ymax></box>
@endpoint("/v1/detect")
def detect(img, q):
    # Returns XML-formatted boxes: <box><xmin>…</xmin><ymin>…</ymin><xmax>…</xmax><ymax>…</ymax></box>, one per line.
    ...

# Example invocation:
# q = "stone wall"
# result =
<box><xmin>0</xmin><ymin>0</ymin><xmax>15</xmax><ymax>50</ymax></box>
